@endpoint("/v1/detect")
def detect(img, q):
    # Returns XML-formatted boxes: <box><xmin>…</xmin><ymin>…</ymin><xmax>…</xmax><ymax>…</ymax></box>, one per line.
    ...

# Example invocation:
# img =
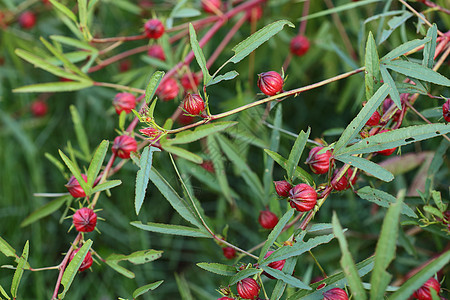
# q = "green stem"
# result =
<box><xmin>309</xmin><ymin>250</ymin><xmax>328</xmax><ymax>278</ymax></box>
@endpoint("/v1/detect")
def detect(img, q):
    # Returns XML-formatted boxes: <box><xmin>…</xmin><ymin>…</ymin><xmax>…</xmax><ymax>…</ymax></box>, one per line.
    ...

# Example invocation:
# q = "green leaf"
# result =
<box><xmin>264</xmin><ymin>104</ymin><xmax>282</xmax><ymax>204</ymax></box>
<box><xmin>130</xmin><ymin>221</ymin><xmax>209</xmax><ymax>238</ymax></box>
<box><xmin>14</xmin><ymin>49</ymin><xmax>85</xmax><ymax>81</ymax></box>
<box><xmin>175</xmin><ymin>273</ymin><xmax>193</xmax><ymax>300</ymax></box>
<box><xmin>357</xmin><ymin>187</ymin><xmax>417</xmax><ymax>218</ymax></box>
<box><xmin>423</xmin><ymin>25</ymin><xmax>437</xmax><ymax>69</ymax></box>
<box><xmin>390</xmin><ymin>250</ymin><xmax>450</xmax><ymax>300</ymax></box>
<box><xmin>106</xmin><ymin>249</ymin><xmax>163</xmax><ymax>265</ymax></box>
<box><xmin>286</xmin><ymin>128</ymin><xmax>310</xmax><ymax>180</ymax></box>
<box><xmin>264</xmin><ymin>149</ymin><xmax>314</xmax><ymax>186</ymax></box>
<box><xmin>10</xmin><ymin>241</ymin><xmax>29</xmax><ymax>298</ymax></box>
<box><xmin>332</xmin><ymin>213</ymin><xmax>367</xmax><ymax>300</ymax></box>
<box><xmin>162</xmin><ymin>144</ymin><xmax>203</xmax><ymax>164</ymax></box>
<box><xmin>229</xmin><ymin>20</ymin><xmax>294</xmax><ymax>64</ymax></box>
<box><xmin>149</xmin><ymin>168</ymin><xmax>202</xmax><ymax>228</ymax></box>
<box><xmin>207</xmin><ymin>71</ymin><xmax>239</xmax><ymax>87</ymax></box>
<box><xmin>86</xmin><ymin>140</ymin><xmax>109</xmax><ymax>192</ymax></box>
<box><xmin>299</xmin><ymin>0</ymin><xmax>381</xmax><ymax>21</ymax></box>
<box><xmin>423</xmin><ymin>205</ymin><xmax>444</xmax><ymax>219</ymax></box>
<box><xmin>135</xmin><ymin>146</ymin><xmax>159</xmax><ymax>215</ymax></box>
<box><xmin>78</xmin><ymin>0</ymin><xmax>88</xmax><ymax>30</ymax></box>
<box><xmin>262</xmin><ymin>267</ymin><xmax>310</xmax><ymax>289</ymax></box>
<box><xmin>431</xmin><ymin>190</ymin><xmax>446</xmax><ymax>212</ymax></box>
<box><xmin>334</xmin><ymin>84</ymin><xmax>389</xmax><ymax>155</ymax></box>
<box><xmin>106</xmin><ymin>260</ymin><xmax>135</xmax><ymax>279</ymax></box>
<box><xmin>197</xmin><ymin>263</ymin><xmax>237</xmax><ymax>276</ymax></box>
<box><xmin>335</xmin><ymin>154</ymin><xmax>394</xmax><ymax>182</ymax></box>
<box><xmin>59</xmin><ymin>150</ymin><xmax>90</xmax><ymax>197</ymax></box>
<box><xmin>380</xmin><ymin>66</ymin><xmax>401</xmax><ymax>109</ymax></box>
<box><xmin>338</xmin><ymin>123</ymin><xmax>450</xmax><ymax>156</ymax></box>
<box><xmin>370</xmin><ymin>195</ymin><xmax>403</xmax><ymax>299</ymax></box>
<box><xmin>271</xmin><ymin>256</ymin><xmax>298</xmax><ymax>300</ymax></box>
<box><xmin>70</xmin><ymin>105</ymin><xmax>91</xmax><ymax>160</ymax></box>
<box><xmin>381</xmin><ymin>37</ymin><xmax>431</xmax><ymax>62</ymax></box>
<box><xmin>189</xmin><ymin>23</ymin><xmax>211</xmax><ymax>85</ymax></box>
<box><xmin>0</xmin><ymin>236</ymin><xmax>17</xmax><ymax>259</ymax></box>
<box><xmin>49</xmin><ymin>0</ymin><xmax>78</xmax><ymax>23</ymax></box>
<box><xmin>13</xmin><ymin>81</ymin><xmax>93</xmax><ymax>93</ymax></box>
<box><xmin>21</xmin><ymin>196</ymin><xmax>71</xmax><ymax>227</ymax></box>
<box><xmin>50</xmin><ymin>35</ymin><xmax>97</xmax><ymax>51</ymax></box>
<box><xmin>145</xmin><ymin>71</ymin><xmax>165</xmax><ymax>104</ymax></box>
<box><xmin>384</xmin><ymin>60</ymin><xmax>450</xmax><ymax>86</ymax></box>
<box><xmin>365</xmin><ymin>32</ymin><xmax>382</xmax><ymax>100</ymax></box>
<box><xmin>132</xmin><ymin>281</ymin><xmax>164</xmax><ymax>299</ymax></box>
<box><xmin>169</xmin><ymin>121</ymin><xmax>237</xmax><ymax>145</ymax></box>
<box><xmin>229</xmin><ymin>268</ymin><xmax>261</xmax><ymax>286</ymax></box>
<box><xmin>58</xmin><ymin>240</ymin><xmax>92</xmax><ymax>299</ymax></box>
<box><xmin>379</xmin><ymin>11</ymin><xmax>413</xmax><ymax>44</ymax></box>
<box><xmin>0</xmin><ymin>284</ymin><xmax>10</xmax><ymax>300</ymax></box>
<box><xmin>90</xmin><ymin>180</ymin><xmax>122</xmax><ymax>194</ymax></box>
<box><xmin>258</xmin><ymin>209</ymin><xmax>294</xmax><ymax>264</ymax></box>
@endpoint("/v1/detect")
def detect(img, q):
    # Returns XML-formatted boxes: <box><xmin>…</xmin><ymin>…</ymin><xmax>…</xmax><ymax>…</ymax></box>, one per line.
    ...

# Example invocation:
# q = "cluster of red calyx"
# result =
<box><xmin>144</xmin><ymin>19</ymin><xmax>164</xmax><ymax>39</ymax></box>
<box><xmin>112</xmin><ymin>135</ymin><xmax>137</xmax><ymax>159</ymax></box>
<box><xmin>183</xmin><ymin>93</ymin><xmax>205</xmax><ymax>116</ymax></box>
<box><xmin>323</xmin><ymin>288</ymin><xmax>349</xmax><ymax>300</ymax></box>
<box><xmin>273</xmin><ymin>180</ymin><xmax>317</xmax><ymax>212</ymax></box>
<box><xmin>217</xmin><ymin>298</ymin><xmax>234</xmax><ymax>300</ymax></box>
<box><xmin>263</xmin><ymin>250</ymin><xmax>286</xmax><ymax>279</ymax></box>
<box><xmin>257</xmin><ymin>71</ymin><xmax>284</xmax><ymax>96</ymax></box>
<box><xmin>69</xmin><ymin>248</ymin><xmax>93</xmax><ymax>272</ymax></box>
<box><xmin>258</xmin><ymin>210</ymin><xmax>278</xmax><ymax>229</ymax></box>
<box><xmin>113</xmin><ymin>92</ymin><xmax>136</xmax><ymax>115</ymax></box>
<box><xmin>331</xmin><ymin>168</ymin><xmax>357</xmax><ymax>191</ymax></box>
<box><xmin>156</xmin><ymin>77</ymin><xmax>179</xmax><ymax>101</ymax></box>
<box><xmin>147</xmin><ymin>45</ymin><xmax>166</xmax><ymax>61</ymax></box>
<box><xmin>290</xmin><ymin>35</ymin><xmax>310</xmax><ymax>56</ymax></box>
<box><xmin>222</xmin><ymin>246</ymin><xmax>236</xmax><ymax>260</ymax></box>
<box><xmin>139</xmin><ymin>127</ymin><xmax>162</xmax><ymax>142</ymax></box>
<box><xmin>305</xmin><ymin>146</ymin><xmax>333</xmax><ymax>174</ymax></box>
<box><xmin>73</xmin><ymin>207</ymin><xmax>97</xmax><ymax>233</ymax></box>
<box><xmin>65</xmin><ymin>174</ymin><xmax>88</xmax><ymax>198</ymax></box>
<box><xmin>236</xmin><ymin>278</ymin><xmax>260</xmax><ymax>300</ymax></box>
<box><xmin>202</xmin><ymin>0</ymin><xmax>221</xmax><ymax>14</ymax></box>
<box><xmin>413</xmin><ymin>277</ymin><xmax>441</xmax><ymax>300</ymax></box>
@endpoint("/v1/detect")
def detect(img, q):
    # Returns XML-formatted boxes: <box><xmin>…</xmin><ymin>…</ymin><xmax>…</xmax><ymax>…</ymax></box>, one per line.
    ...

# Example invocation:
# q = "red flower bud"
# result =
<box><xmin>183</xmin><ymin>93</ymin><xmax>205</xmax><ymax>116</ymax></box>
<box><xmin>148</xmin><ymin>45</ymin><xmax>166</xmax><ymax>61</ymax></box>
<box><xmin>332</xmin><ymin>168</ymin><xmax>358</xmax><ymax>191</ymax></box>
<box><xmin>443</xmin><ymin>99</ymin><xmax>450</xmax><ymax>122</ymax></box>
<box><xmin>274</xmin><ymin>180</ymin><xmax>292</xmax><ymax>197</ymax></box>
<box><xmin>376</xmin><ymin>129</ymin><xmax>396</xmax><ymax>156</ymax></box>
<box><xmin>245</xmin><ymin>5</ymin><xmax>263</xmax><ymax>22</ymax></box>
<box><xmin>19</xmin><ymin>11</ymin><xmax>36</xmax><ymax>29</ymax></box>
<box><xmin>366</xmin><ymin>111</ymin><xmax>381</xmax><ymax>126</ymax></box>
<box><xmin>263</xmin><ymin>250</ymin><xmax>286</xmax><ymax>279</ymax></box>
<box><xmin>237</xmin><ymin>278</ymin><xmax>260</xmax><ymax>300</ymax></box>
<box><xmin>257</xmin><ymin>71</ymin><xmax>283</xmax><ymax>96</ymax></box>
<box><xmin>144</xmin><ymin>19</ymin><xmax>164</xmax><ymax>39</ymax></box>
<box><xmin>112</xmin><ymin>135</ymin><xmax>137</xmax><ymax>159</ymax></box>
<box><xmin>177</xmin><ymin>114</ymin><xmax>195</xmax><ymax>125</ymax></box>
<box><xmin>258</xmin><ymin>210</ymin><xmax>278</xmax><ymax>229</ymax></box>
<box><xmin>290</xmin><ymin>35</ymin><xmax>310</xmax><ymax>56</ymax></box>
<box><xmin>222</xmin><ymin>247</ymin><xmax>236</xmax><ymax>259</ymax></box>
<box><xmin>65</xmin><ymin>174</ymin><xmax>88</xmax><ymax>198</ymax></box>
<box><xmin>156</xmin><ymin>77</ymin><xmax>179</xmax><ymax>101</ymax></box>
<box><xmin>413</xmin><ymin>277</ymin><xmax>441</xmax><ymax>300</ymax></box>
<box><xmin>323</xmin><ymin>288</ymin><xmax>349</xmax><ymax>300</ymax></box>
<box><xmin>201</xmin><ymin>160</ymin><xmax>215</xmax><ymax>173</ymax></box>
<box><xmin>382</xmin><ymin>98</ymin><xmax>402</xmax><ymax>122</ymax></box>
<box><xmin>217</xmin><ymin>298</ymin><xmax>235</xmax><ymax>300</ymax></box>
<box><xmin>202</xmin><ymin>0</ymin><xmax>221</xmax><ymax>14</ymax></box>
<box><xmin>139</xmin><ymin>127</ymin><xmax>162</xmax><ymax>141</ymax></box>
<box><xmin>72</xmin><ymin>207</ymin><xmax>97</xmax><ymax>233</ymax></box>
<box><xmin>289</xmin><ymin>184</ymin><xmax>317</xmax><ymax>212</ymax></box>
<box><xmin>30</xmin><ymin>100</ymin><xmax>48</xmax><ymax>117</ymax></box>
<box><xmin>181</xmin><ymin>73</ymin><xmax>201</xmax><ymax>91</ymax></box>
<box><xmin>113</xmin><ymin>93</ymin><xmax>136</xmax><ymax>115</ymax></box>
<box><xmin>306</xmin><ymin>147</ymin><xmax>333</xmax><ymax>174</ymax></box>
<box><xmin>69</xmin><ymin>248</ymin><xmax>93</xmax><ymax>272</ymax></box>
<box><xmin>118</xmin><ymin>59</ymin><xmax>131</xmax><ymax>72</ymax></box>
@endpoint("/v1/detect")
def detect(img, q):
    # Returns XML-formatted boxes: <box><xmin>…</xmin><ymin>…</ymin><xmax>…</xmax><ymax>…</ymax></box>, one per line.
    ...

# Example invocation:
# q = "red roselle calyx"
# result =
<box><xmin>258</xmin><ymin>210</ymin><xmax>278</xmax><ymax>229</ymax></box>
<box><xmin>69</xmin><ymin>248</ymin><xmax>93</xmax><ymax>272</ymax></box>
<box><xmin>289</xmin><ymin>184</ymin><xmax>317</xmax><ymax>212</ymax></box>
<box><xmin>263</xmin><ymin>250</ymin><xmax>286</xmax><ymax>279</ymax></box>
<box><xmin>413</xmin><ymin>277</ymin><xmax>441</xmax><ymax>300</ymax></box>
<box><xmin>65</xmin><ymin>174</ymin><xmax>88</xmax><ymax>198</ymax></box>
<box><xmin>443</xmin><ymin>99</ymin><xmax>450</xmax><ymax>122</ymax></box>
<box><xmin>376</xmin><ymin>129</ymin><xmax>397</xmax><ymax>156</ymax></box>
<box><xmin>183</xmin><ymin>93</ymin><xmax>205</xmax><ymax>116</ymax></box>
<box><xmin>148</xmin><ymin>45</ymin><xmax>166</xmax><ymax>61</ymax></box>
<box><xmin>73</xmin><ymin>207</ymin><xmax>97</xmax><ymax>233</ymax></box>
<box><xmin>306</xmin><ymin>146</ymin><xmax>333</xmax><ymax>174</ymax></box>
<box><xmin>236</xmin><ymin>278</ymin><xmax>260</xmax><ymax>300</ymax></box>
<box><xmin>144</xmin><ymin>18</ymin><xmax>164</xmax><ymax>39</ymax></box>
<box><xmin>222</xmin><ymin>247</ymin><xmax>236</xmax><ymax>259</ymax></box>
<box><xmin>332</xmin><ymin>168</ymin><xmax>358</xmax><ymax>191</ymax></box>
<box><xmin>156</xmin><ymin>77</ymin><xmax>179</xmax><ymax>101</ymax></box>
<box><xmin>181</xmin><ymin>73</ymin><xmax>201</xmax><ymax>91</ymax></box>
<box><xmin>139</xmin><ymin>127</ymin><xmax>162</xmax><ymax>141</ymax></box>
<box><xmin>202</xmin><ymin>0</ymin><xmax>221</xmax><ymax>14</ymax></box>
<box><xmin>323</xmin><ymin>288</ymin><xmax>349</xmax><ymax>300</ymax></box>
<box><xmin>112</xmin><ymin>135</ymin><xmax>137</xmax><ymax>159</ymax></box>
<box><xmin>274</xmin><ymin>180</ymin><xmax>292</xmax><ymax>197</ymax></box>
<box><xmin>113</xmin><ymin>92</ymin><xmax>136</xmax><ymax>115</ymax></box>
<box><xmin>19</xmin><ymin>11</ymin><xmax>36</xmax><ymax>29</ymax></box>
<box><xmin>245</xmin><ymin>5</ymin><xmax>263</xmax><ymax>22</ymax></box>
<box><xmin>290</xmin><ymin>35</ymin><xmax>310</xmax><ymax>56</ymax></box>
<box><xmin>257</xmin><ymin>71</ymin><xmax>283</xmax><ymax>96</ymax></box>
<box><xmin>365</xmin><ymin>110</ymin><xmax>381</xmax><ymax>126</ymax></box>
<box><xmin>30</xmin><ymin>100</ymin><xmax>48</xmax><ymax>117</ymax></box>
<box><xmin>217</xmin><ymin>298</ymin><xmax>234</xmax><ymax>300</ymax></box>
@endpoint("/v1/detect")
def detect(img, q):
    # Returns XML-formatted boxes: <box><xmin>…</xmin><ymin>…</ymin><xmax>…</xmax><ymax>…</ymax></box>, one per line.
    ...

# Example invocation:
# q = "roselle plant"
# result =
<box><xmin>0</xmin><ymin>0</ymin><xmax>449</xmax><ymax>299</ymax></box>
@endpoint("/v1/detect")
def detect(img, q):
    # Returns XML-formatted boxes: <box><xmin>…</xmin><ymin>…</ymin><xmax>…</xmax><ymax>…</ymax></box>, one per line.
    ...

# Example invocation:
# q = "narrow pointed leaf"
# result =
<box><xmin>262</xmin><ymin>267</ymin><xmax>310</xmax><ymax>289</ymax></box>
<box><xmin>162</xmin><ymin>144</ymin><xmax>203</xmax><ymax>164</ymax></box>
<box><xmin>379</xmin><ymin>12</ymin><xmax>413</xmax><ymax>44</ymax></box>
<box><xmin>59</xmin><ymin>150</ymin><xmax>90</xmax><ymax>196</ymax></box>
<box><xmin>132</xmin><ymin>281</ymin><xmax>164</xmax><ymax>298</ymax></box>
<box><xmin>106</xmin><ymin>261</ymin><xmax>135</xmax><ymax>278</ymax></box>
<box><xmin>230</xmin><ymin>20</ymin><xmax>294</xmax><ymax>64</ymax></box>
<box><xmin>287</xmin><ymin>128</ymin><xmax>310</xmax><ymax>180</ymax></box>
<box><xmin>381</xmin><ymin>37</ymin><xmax>431</xmax><ymax>62</ymax></box>
<box><xmin>365</xmin><ymin>32</ymin><xmax>381</xmax><ymax>100</ymax></box>
<box><xmin>169</xmin><ymin>121</ymin><xmax>237</xmax><ymax>145</ymax></box>
<box><xmin>384</xmin><ymin>60</ymin><xmax>450</xmax><ymax>86</ymax></box>
<box><xmin>264</xmin><ymin>149</ymin><xmax>314</xmax><ymax>186</ymax></box>
<box><xmin>21</xmin><ymin>196</ymin><xmax>71</xmax><ymax>227</ymax></box>
<box><xmin>207</xmin><ymin>135</ymin><xmax>234</xmax><ymax>204</ymax></box>
<box><xmin>49</xmin><ymin>0</ymin><xmax>78</xmax><ymax>23</ymax></box>
<box><xmin>229</xmin><ymin>268</ymin><xmax>261</xmax><ymax>285</ymax></box>
<box><xmin>135</xmin><ymin>146</ymin><xmax>159</xmax><ymax>215</ymax></box>
<box><xmin>90</xmin><ymin>180</ymin><xmax>122</xmax><ymax>194</ymax></box>
<box><xmin>130</xmin><ymin>221</ymin><xmax>209</xmax><ymax>238</ymax></box>
<box><xmin>106</xmin><ymin>249</ymin><xmax>163</xmax><ymax>265</ymax></box>
<box><xmin>423</xmin><ymin>25</ymin><xmax>437</xmax><ymax>69</ymax></box>
<box><xmin>78</xmin><ymin>0</ymin><xmax>88</xmax><ymax>29</ymax></box>
<box><xmin>13</xmin><ymin>81</ymin><xmax>93</xmax><ymax>93</ymax></box>
<box><xmin>357</xmin><ymin>187</ymin><xmax>417</xmax><ymax>217</ymax></box>
<box><xmin>70</xmin><ymin>105</ymin><xmax>91</xmax><ymax>160</ymax></box>
<box><xmin>299</xmin><ymin>0</ymin><xmax>381</xmax><ymax>21</ymax></box>
<box><xmin>11</xmin><ymin>241</ymin><xmax>29</xmax><ymax>298</ymax></box>
<box><xmin>86</xmin><ymin>140</ymin><xmax>109</xmax><ymax>191</ymax></box>
<box><xmin>197</xmin><ymin>263</ymin><xmax>237</xmax><ymax>276</ymax></box>
<box><xmin>380</xmin><ymin>66</ymin><xmax>401</xmax><ymax>109</ymax></box>
<box><xmin>271</xmin><ymin>256</ymin><xmax>298</xmax><ymax>300</ymax></box>
<box><xmin>189</xmin><ymin>23</ymin><xmax>211</xmax><ymax>84</ymax></box>
<box><xmin>264</xmin><ymin>104</ymin><xmax>282</xmax><ymax>203</ymax></box>
<box><xmin>58</xmin><ymin>240</ymin><xmax>92</xmax><ymax>299</ymax></box>
<box><xmin>332</xmin><ymin>213</ymin><xmax>367</xmax><ymax>300</ymax></box>
<box><xmin>145</xmin><ymin>71</ymin><xmax>165</xmax><ymax>104</ymax></box>
<box><xmin>0</xmin><ymin>236</ymin><xmax>17</xmax><ymax>259</ymax></box>
<box><xmin>0</xmin><ymin>284</ymin><xmax>10</xmax><ymax>300</ymax></box>
<box><xmin>207</xmin><ymin>71</ymin><xmax>239</xmax><ymax>86</ymax></box>
<box><xmin>50</xmin><ymin>35</ymin><xmax>97</xmax><ymax>51</ymax></box>
<box><xmin>335</xmin><ymin>154</ymin><xmax>394</xmax><ymax>182</ymax></box>
<box><xmin>334</xmin><ymin>84</ymin><xmax>389</xmax><ymax>155</ymax></box>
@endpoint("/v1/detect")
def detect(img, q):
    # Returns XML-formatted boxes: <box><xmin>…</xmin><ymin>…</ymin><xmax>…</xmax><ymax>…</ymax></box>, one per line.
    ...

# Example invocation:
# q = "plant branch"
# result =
<box><xmin>398</xmin><ymin>0</ymin><xmax>444</xmax><ymax>36</ymax></box>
